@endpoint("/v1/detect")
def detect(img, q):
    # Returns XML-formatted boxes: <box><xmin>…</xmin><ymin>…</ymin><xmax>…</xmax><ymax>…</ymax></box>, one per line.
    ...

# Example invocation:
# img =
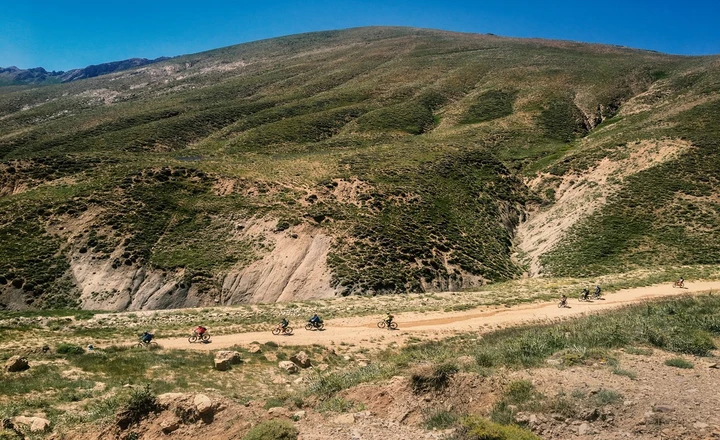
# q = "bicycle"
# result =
<box><xmin>188</xmin><ymin>332</ymin><xmax>211</xmax><ymax>343</ymax></box>
<box><xmin>272</xmin><ymin>325</ymin><xmax>294</xmax><ymax>335</ymax></box>
<box><xmin>136</xmin><ymin>339</ymin><xmax>159</xmax><ymax>349</ymax></box>
<box><xmin>304</xmin><ymin>321</ymin><xmax>325</xmax><ymax>331</ymax></box>
<box><xmin>377</xmin><ymin>320</ymin><xmax>398</xmax><ymax>330</ymax></box>
<box><xmin>673</xmin><ymin>279</ymin><xmax>685</xmax><ymax>288</ymax></box>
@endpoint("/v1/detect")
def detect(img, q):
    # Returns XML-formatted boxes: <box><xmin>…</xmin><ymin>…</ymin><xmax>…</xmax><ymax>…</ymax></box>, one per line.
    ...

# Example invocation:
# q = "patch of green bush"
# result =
<box><xmin>664</xmin><ymin>357</ymin><xmax>694</xmax><ymax>369</ymax></box>
<box><xmin>56</xmin><ymin>343</ymin><xmax>85</xmax><ymax>355</ymax></box>
<box><xmin>243</xmin><ymin>419</ymin><xmax>298</xmax><ymax>440</ymax></box>
<box><xmin>457</xmin><ymin>415</ymin><xmax>541</xmax><ymax>440</ymax></box>
<box><xmin>460</xmin><ymin>89</ymin><xmax>516</xmax><ymax>124</ymax></box>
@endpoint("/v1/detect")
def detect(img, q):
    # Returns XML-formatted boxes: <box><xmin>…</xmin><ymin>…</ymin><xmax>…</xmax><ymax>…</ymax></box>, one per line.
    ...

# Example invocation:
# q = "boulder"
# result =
<box><xmin>194</xmin><ymin>394</ymin><xmax>213</xmax><ymax>415</ymax></box>
<box><xmin>160</xmin><ymin>415</ymin><xmax>181</xmax><ymax>434</ymax></box>
<box><xmin>333</xmin><ymin>413</ymin><xmax>356</xmax><ymax>424</ymax></box>
<box><xmin>267</xmin><ymin>407</ymin><xmax>290</xmax><ymax>417</ymax></box>
<box><xmin>12</xmin><ymin>416</ymin><xmax>50</xmax><ymax>433</ymax></box>
<box><xmin>248</xmin><ymin>345</ymin><xmax>262</xmax><ymax>353</ymax></box>
<box><xmin>214</xmin><ymin>350</ymin><xmax>241</xmax><ymax>367</ymax></box>
<box><xmin>279</xmin><ymin>361</ymin><xmax>299</xmax><ymax>374</ymax></box>
<box><xmin>157</xmin><ymin>392</ymin><xmax>185</xmax><ymax>406</ymax></box>
<box><xmin>5</xmin><ymin>356</ymin><xmax>29</xmax><ymax>372</ymax></box>
<box><xmin>214</xmin><ymin>358</ymin><xmax>231</xmax><ymax>371</ymax></box>
<box><xmin>290</xmin><ymin>351</ymin><xmax>312</xmax><ymax>368</ymax></box>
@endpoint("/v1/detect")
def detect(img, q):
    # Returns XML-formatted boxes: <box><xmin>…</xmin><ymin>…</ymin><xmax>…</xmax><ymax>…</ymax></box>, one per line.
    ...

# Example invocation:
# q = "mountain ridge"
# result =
<box><xmin>1</xmin><ymin>26</ymin><xmax>719</xmax><ymax>310</ymax></box>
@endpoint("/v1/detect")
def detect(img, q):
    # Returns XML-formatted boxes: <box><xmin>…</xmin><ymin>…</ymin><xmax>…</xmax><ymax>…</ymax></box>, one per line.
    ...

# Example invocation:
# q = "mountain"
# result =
<box><xmin>1</xmin><ymin>26</ymin><xmax>719</xmax><ymax>311</ymax></box>
<box><xmin>0</xmin><ymin>57</ymin><xmax>168</xmax><ymax>86</ymax></box>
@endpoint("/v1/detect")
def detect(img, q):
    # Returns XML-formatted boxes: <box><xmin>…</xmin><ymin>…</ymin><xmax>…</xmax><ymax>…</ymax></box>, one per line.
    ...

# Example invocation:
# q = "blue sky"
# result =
<box><xmin>2</xmin><ymin>0</ymin><xmax>719</xmax><ymax>71</ymax></box>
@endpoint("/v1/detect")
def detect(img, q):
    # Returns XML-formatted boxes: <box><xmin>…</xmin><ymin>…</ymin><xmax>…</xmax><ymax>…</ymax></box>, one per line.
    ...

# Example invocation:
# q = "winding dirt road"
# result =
<box><xmin>158</xmin><ymin>281</ymin><xmax>720</xmax><ymax>351</ymax></box>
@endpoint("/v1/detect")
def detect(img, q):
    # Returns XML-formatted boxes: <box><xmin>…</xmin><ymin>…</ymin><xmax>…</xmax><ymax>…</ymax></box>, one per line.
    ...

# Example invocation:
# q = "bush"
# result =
<box><xmin>411</xmin><ymin>362</ymin><xmax>458</xmax><ymax>392</ymax></box>
<box><xmin>120</xmin><ymin>384</ymin><xmax>159</xmax><ymax>428</ymax></box>
<box><xmin>243</xmin><ymin>419</ymin><xmax>298</xmax><ymax>440</ymax></box>
<box><xmin>56</xmin><ymin>343</ymin><xmax>85</xmax><ymax>355</ymax></box>
<box><xmin>664</xmin><ymin>358</ymin><xmax>694</xmax><ymax>369</ymax></box>
<box><xmin>424</xmin><ymin>409</ymin><xmax>457</xmax><ymax>430</ymax></box>
<box><xmin>457</xmin><ymin>415</ymin><xmax>541</xmax><ymax>440</ymax></box>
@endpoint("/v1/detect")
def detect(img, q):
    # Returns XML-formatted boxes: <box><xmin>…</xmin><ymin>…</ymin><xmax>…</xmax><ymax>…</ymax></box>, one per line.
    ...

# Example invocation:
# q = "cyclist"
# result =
<box><xmin>140</xmin><ymin>331</ymin><xmax>154</xmax><ymax>344</ymax></box>
<box><xmin>385</xmin><ymin>313</ymin><xmax>394</xmax><ymax>326</ymax></box>
<box><xmin>193</xmin><ymin>325</ymin><xmax>207</xmax><ymax>337</ymax></box>
<box><xmin>559</xmin><ymin>294</ymin><xmax>568</xmax><ymax>307</ymax></box>
<box><xmin>308</xmin><ymin>314</ymin><xmax>322</xmax><ymax>328</ymax></box>
<box><xmin>594</xmin><ymin>285</ymin><xmax>602</xmax><ymax>298</ymax></box>
<box><xmin>280</xmin><ymin>317</ymin><xmax>289</xmax><ymax>330</ymax></box>
<box><xmin>580</xmin><ymin>288</ymin><xmax>590</xmax><ymax>301</ymax></box>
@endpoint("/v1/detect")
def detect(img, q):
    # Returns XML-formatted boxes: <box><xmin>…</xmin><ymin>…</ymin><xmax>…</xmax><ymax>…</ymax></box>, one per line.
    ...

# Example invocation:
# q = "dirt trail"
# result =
<box><xmin>158</xmin><ymin>281</ymin><xmax>720</xmax><ymax>351</ymax></box>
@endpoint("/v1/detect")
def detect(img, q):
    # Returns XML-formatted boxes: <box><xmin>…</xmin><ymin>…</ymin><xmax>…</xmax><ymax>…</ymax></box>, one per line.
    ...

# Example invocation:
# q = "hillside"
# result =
<box><xmin>1</xmin><ymin>26</ymin><xmax>719</xmax><ymax>310</ymax></box>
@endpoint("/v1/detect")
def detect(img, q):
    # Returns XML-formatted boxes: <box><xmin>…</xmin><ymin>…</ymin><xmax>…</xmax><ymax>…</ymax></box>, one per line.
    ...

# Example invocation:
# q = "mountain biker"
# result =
<box><xmin>679</xmin><ymin>277</ymin><xmax>685</xmax><ymax>287</ymax></box>
<box><xmin>141</xmin><ymin>331</ymin><xmax>154</xmax><ymax>343</ymax></box>
<box><xmin>559</xmin><ymin>294</ymin><xmax>568</xmax><ymax>307</ymax></box>
<box><xmin>385</xmin><ymin>313</ymin><xmax>394</xmax><ymax>326</ymax></box>
<box><xmin>580</xmin><ymin>288</ymin><xmax>590</xmax><ymax>301</ymax></box>
<box><xmin>594</xmin><ymin>285</ymin><xmax>601</xmax><ymax>297</ymax></box>
<box><xmin>194</xmin><ymin>325</ymin><xmax>207</xmax><ymax>336</ymax></box>
<box><xmin>309</xmin><ymin>314</ymin><xmax>323</xmax><ymax>327</ymax></box>
<box><xmin>280</xmin><ymin>318</ymin><xmax>289</xmax><ymax>330</ymax></box>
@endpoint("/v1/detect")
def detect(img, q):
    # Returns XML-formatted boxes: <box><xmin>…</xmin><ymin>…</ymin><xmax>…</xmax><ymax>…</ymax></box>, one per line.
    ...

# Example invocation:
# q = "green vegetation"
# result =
<box><xmin>1</xmin><ymin>26</ymin><xmax>719</xmax><ymax>307</ymax></box>
<box><xmin>664</xmin><ymin>357</ymin><xmax>694</xmax><ymax>369</ymax></box>
<box><xmin>457</xmin><ymin>416</ymin><xmax>541</xmax><ymax>440</ymax></box>
<box><xmin>243</xmin><ymin>419</ymin><xmax>298</xmax><ymax>440</ymax></box>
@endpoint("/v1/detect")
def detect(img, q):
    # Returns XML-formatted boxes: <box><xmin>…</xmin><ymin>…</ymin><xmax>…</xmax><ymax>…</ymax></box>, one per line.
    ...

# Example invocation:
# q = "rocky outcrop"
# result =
<box><xmin>4</xmin><ymin>355</ymin><xmax>29</xmax><ymax>372</ymax></box>
<box><xmin>214</xmin><ymin>351</ymin><xmax>242</xmax><ymax>371</ymax></box>
<box><xmin>72</xmin><ymin>221</ymin><xmax>338</xmax><ymax>311</ymax></box>
<box><xmin>279</xmin><ymin>361</ymin><xmax>299</xmax><ymax>374</ymax></box>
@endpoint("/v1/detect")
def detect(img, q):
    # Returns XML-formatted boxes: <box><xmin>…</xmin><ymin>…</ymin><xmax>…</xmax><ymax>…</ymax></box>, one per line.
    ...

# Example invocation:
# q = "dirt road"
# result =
<box><xmin>158</xmin><ymin>281</ymin><xmax>720</xmax><ymax>351</ymax></box>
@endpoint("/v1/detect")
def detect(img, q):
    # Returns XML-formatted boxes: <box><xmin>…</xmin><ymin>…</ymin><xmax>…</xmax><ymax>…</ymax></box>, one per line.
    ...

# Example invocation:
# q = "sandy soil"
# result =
<box><xmin>157</xmin><ymin>281</ymin><xmax>720</xmax><ymax>351</ymax></box>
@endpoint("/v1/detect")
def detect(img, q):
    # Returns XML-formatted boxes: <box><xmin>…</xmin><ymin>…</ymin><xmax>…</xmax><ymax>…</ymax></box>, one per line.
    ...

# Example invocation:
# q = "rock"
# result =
<box><xmin>293</xmin><ymin>410</ymin><xmax>306</xmax><ymax>420</ymax></box>
<box><xmin>12</xmin><ymin>416</ymin><xmax>50</xmax><ymax>433</ymax></box>
<box><xmin>268</xmin><ymin>407</ymin><xmax>290</xmax><ymax>417</ymax></box>
<box><xmin>333</xmin><ymin>413</ymin><xmax>356</xmax><ymax>424</ymax></box>
<box><xmin>160</xmin><ymin>416</ymin><xmax>181</xmax><ymax>433</ymax></box>
<box><xmin>214</xmin><ymin>358</ymin><xmax>231</xmax><ymax>371</ymax></box>
<box><xmin>317</xmin><ymin>363</ymin><xmax>329</xmax><ymax>371</ymax></box>
<box><xmin>214</xmin><ymin>350</ymin><xmax>241</xmax><ymax>370</ymax></box>
<box><xmin>653</xmin><ymin>405</ymin><xmax>675</xmax><ymax>413</ymax></box>
<box><xmin>290</xmin><ymin>351</ymin><xmax>312</xmax><ymax>368</ymax></box>
<box><xmin>578</xmin><ymin>423</ymin><xmax>590</xmax><ymax>436</ymax></box>
<box><xmin>579</xmin><ymin>408</ymin><xmax>600</xmax><ymax>421</ymax></box>
<box><xmin>248</xmin><ymin>345</ymin><xmax>262</xmax><ymax>353</ymax></box>
<box><xmin>279</xmin><ymin>361</ymin><xmax>299</xmax><ymax>374</ymax></box>
<box><xmin>5</xmin><ymin>355</ymin><xmax>29</xmax><ymax>372</ymax></box>
<box><xmin>194</xmin><ymin>394</ymin><xmax>213</xmax><ymax>415</ymax></box>
<box><xmin>546</xmin><ymin>359</ymin><xmax>563</xmax><ymax>366</ymax></box>
<box><xmin>694</xmin><ymin>422</ymin><xmax>709</xmax><ymax>429</ymax></box>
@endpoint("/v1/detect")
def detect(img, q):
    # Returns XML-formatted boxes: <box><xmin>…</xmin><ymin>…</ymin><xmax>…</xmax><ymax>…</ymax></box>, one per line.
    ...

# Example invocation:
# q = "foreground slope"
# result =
<box><xmin>1</xmin><ymin>27</ymin><xmax>719</xmax><ymax>310</ymax></box>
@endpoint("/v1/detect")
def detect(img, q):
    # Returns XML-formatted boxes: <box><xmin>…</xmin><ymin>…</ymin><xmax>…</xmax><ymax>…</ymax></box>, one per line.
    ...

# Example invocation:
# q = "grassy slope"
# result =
<box><xmin>0</xmin><ymin>27</ymin><xmax>718</xmax><ymax>307</ymax></box>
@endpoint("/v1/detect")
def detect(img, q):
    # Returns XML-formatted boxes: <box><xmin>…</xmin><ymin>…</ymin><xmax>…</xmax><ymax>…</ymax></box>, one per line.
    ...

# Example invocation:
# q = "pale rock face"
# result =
<box><xmin>279</xmin><ymin>360</ymin><xmax>299</xmax><ymax>374</ymax></box>
<box><xmin>70</xmin><ymin>220</ymin><xmax>338</xmax><ymax>311</ymax></box>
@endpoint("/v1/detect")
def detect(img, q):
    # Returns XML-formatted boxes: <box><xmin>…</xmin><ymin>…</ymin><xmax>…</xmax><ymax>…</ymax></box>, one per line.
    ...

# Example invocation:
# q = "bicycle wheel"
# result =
<box><xmin>305</xmin><ymin>323</ymin><xmax>314</xmax><ymax>331</ymax></box>
<box><xmin>272</xmin><ymin>328</ymin><xmax>282</xmax><ymax>335</ymax></box>
<box><xmin>377</xmin><ymin>321</ymin><xmax>386</xmax><ymax>329</ymax></box>
<box><xmin>317</xmin><ymin>322</ymin><xmax>324</xmax><ymax>330</ymax></box>
<box><xmin>201</xmin><ymin>333</ymin><xmax>211</xmax><ymax>342</ymax></box>
<box><xmin>188</xmin><ymin>335</ymin><xmax>198</xmax><ymax>343</ymax></box>
<box><xmin>284</xmin><ymin>327</ymin><xmax>293</xmax><ymax>335</ymax></box>
<box><xmin>389</xmin><ymin>322</ymin><xmax>398</xmax><ymax>330</ymax></box>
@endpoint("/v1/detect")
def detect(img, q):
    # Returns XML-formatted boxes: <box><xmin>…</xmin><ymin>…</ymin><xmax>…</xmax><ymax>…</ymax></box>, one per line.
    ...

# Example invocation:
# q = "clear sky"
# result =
<box><xmin>2</xmin><ymin>0</ymin><xmax>719</xmax><ymax>71</ymax></box>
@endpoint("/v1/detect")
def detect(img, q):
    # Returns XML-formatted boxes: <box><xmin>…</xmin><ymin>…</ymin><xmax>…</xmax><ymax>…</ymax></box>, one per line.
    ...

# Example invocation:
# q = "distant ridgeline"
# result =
<box><xmin>0</xmin><ymin>57</ymin><xmax>169</xmax><ymax>86</ymax></box>
<box><xmin>0</xmin><ymin>27</ymin><xmax>719</xmax><ymax>310</ymax></box>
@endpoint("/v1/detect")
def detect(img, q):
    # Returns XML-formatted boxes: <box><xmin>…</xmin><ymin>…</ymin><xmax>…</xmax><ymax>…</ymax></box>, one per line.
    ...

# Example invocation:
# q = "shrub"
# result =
<box><xmin>424</xmin><ymin>409</ymin><xmax>457</xmax><ymax>430</ymax></box>
<box><xmin>457</xmin><ymin>415</ymin><xmax>541</xmax><ymax>440</ymax></box>
<box><xmin>411</xmin><ymin>362</ymin><xmax>458</xmax><ymax>393</ymax></box>
<box><xmin>56</xmin><ymin>343</ymin><xmax>85</xmax><ymax>355</ymax></box>
<box><xmin>664</xmin><ymin>358</ymin><xmax>694</xmax><ymax>369</ymax></box>
<box><xmin>243</xmin><ymin>419</ymin><xmax>298</xmax><ymax>440</ymax></box>
<box><xmin>119</xmin><ymin>384</ymin><xmax>159</xmax><ymax>428</ymax></box>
